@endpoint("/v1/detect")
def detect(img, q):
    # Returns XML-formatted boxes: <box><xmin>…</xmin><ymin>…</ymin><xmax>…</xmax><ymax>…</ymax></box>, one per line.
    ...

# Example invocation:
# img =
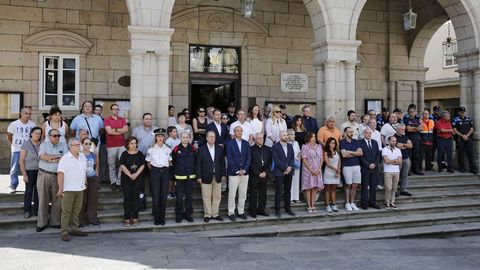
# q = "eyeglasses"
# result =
<box><xmin>50</xmin><ymin>134</ymin><xmax>61</xmax><ymax>138</ymax></box>
<box><xmin>111</xmin><ymin>108</ymin><xmax>120</xmax><ymax>111</ymax></box>
<box><xmin>83</xmin><ymin>142</ymin><xmax>92</xmax><ymax>146</ymax></box>
<box><xmin>184</xmin><ymin>112</ymin><xmax>190</xmax><ymax>114</ymax></box>
<box><xmin>71</xmin><ymin>144</ymin><xmax>81</xmax><ymax>147</ymax></box>
<box><xmin>198</xmin><ymin>111</ymin><xmax>205</xmax><ymax>113</ymax></box>
<box><xmin>222</xmin><ymin>118</ymin><xmax>228</xmax><ymax>120</ymax></box>
<box><xmin>275</xmin><ymin>111</ymin><xmax>281</xmax><ymax>113</ymax></box>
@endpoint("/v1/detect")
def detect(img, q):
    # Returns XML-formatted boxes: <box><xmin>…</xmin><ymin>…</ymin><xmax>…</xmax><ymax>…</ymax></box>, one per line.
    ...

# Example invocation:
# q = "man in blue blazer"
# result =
<box><xmin>226</xmin><ymin>126</ymin><xmax>251</xmax><ymax>221</ymax></box>
<box><xmin>271</xmin><ymin>130</ymin><xmax>296</xmax><ymax>218</ymax></box>
<box><xmin>359</xmin><ymin>128</ymin><xmax>381</xmax><ymax>210</ymax></box>
<box><xmin>206</xmin><ymin>109</ymin><xmax>229</xmax><ymax>146</ymax></box>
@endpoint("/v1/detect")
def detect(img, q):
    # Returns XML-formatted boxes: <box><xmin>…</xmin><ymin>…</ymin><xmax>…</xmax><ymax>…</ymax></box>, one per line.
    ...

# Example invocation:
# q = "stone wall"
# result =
<box><xmin>0</xmin><ymin>0</ymin><xmax>131</xmax><ymax>160</ymax></box>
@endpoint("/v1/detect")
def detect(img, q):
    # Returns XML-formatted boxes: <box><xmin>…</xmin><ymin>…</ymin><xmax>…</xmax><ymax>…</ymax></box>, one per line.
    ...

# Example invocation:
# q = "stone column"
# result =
<box><xmin>315</xmin><ymin>64</ymin><xmax>324</xmax><ymax>122</ymax></box>
<box><xmin>417</xmin><ymin>81</ymin><xmax>425</xmax><ymax>113</ymax></box>
<box><xmin>344</xmin><ymin>61</ymin><xmax>356</xmax><ymax>112</ymax></box>
<box><xmin>324</xmin><ymin>61</ymin><xmax>338</xmax><ymax>120</ymax></box>
<box><xmin>388</xmin><ymin>81</ymin><xmax>396</xmax><ymax>111</ymax></box>
<box><xmin>128</xmin><ymin>26</ymin><xmax>174</xmax><ymax>128</ymax></box>
<box><xmin>473</xmin><ymin>69</ymin><xmax>480</xmax><ymax>171</ymax></box>
<box><xmin>458</xmin><ymin>69</ymin><xmax>472</xmax><ymax>112</ymax></box>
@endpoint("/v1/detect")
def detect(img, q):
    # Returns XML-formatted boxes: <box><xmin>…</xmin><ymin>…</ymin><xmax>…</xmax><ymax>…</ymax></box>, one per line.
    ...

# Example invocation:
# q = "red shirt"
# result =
<box><xmin>434</xmin><ymin>119</ymin><xmax>453</xmax><ymax>139</ymax></box>
<box><xmin>104</xmin><ymin>116</ymin><xmax>127</xmax><ymax>147</ymax></box>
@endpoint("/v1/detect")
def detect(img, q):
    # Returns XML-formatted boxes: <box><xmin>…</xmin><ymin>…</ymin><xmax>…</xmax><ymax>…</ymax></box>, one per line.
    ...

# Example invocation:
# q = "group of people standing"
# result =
<box><xmin>6</xmin><ymin>100</ymin><xmax>476</xmax><ymax>241</ymax></box>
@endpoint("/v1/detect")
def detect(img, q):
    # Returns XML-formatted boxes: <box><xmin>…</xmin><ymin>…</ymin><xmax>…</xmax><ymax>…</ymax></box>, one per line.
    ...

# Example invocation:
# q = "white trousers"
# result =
<box><xmin>228</xmin><ymin>175</ymin><xmax>249</xmax><ymax>215</ymax></box>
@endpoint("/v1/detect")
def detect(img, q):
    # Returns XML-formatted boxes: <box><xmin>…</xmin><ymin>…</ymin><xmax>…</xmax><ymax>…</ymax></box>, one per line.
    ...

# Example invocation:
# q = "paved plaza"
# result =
<box><xmin>1</xmin><ymin>231</ymin><xmax>480</xmax><ymax>270</ymax></box>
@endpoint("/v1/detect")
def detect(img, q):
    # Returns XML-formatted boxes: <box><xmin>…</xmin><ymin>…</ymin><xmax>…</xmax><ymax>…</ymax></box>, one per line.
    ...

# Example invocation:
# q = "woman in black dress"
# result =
<box><xmin>192</xmin><ymin>106</ymin><xmax>207</xmax><ymax>146</ymax></box>
<box><xmin>292</xmin><ymin>115</ymin><xmax>307</xmax><ymax>148</ymax></box>
<box><xmin>119</xmin><ymin>136</ymin><xmax>145</xmax><ymax>227</ymax></box>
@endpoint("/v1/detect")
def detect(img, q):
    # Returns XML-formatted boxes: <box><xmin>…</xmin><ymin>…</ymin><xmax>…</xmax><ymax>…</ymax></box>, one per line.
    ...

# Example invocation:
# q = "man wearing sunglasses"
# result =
<box><xmin>7</xmin><ymin>107</ymin><xmax>36</xmax><ymax>194</ymax></box>
<box><xmin>36</xmin><ymin>129</ymin><xmax>69</xmax><ymax>232</ymax></box>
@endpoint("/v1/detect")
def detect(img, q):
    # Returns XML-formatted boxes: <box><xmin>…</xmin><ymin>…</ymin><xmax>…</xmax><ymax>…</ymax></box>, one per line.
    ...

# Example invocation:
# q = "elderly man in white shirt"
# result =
<box><xmin>229</xmin><ymin>108</ymin><xmax>254</xmax><ymax>144</ymax></box>
<box><xmin>57</xmin><ymin>138</ymin><xmax>88</xmax><ymax>241</ymax></box>
<box><xmin>380</xmin><ymin>113</ymin><xmax>398</xmax><ymax>147</ymax></box>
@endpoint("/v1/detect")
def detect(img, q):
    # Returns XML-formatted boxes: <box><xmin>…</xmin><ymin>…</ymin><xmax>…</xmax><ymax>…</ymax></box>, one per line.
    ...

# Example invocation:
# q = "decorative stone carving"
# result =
<box><xmin>208</xmin><ymin>13</ymin><xmax>228</xmax><ymax>32</ymax></box>
<box><xmin>24</xmin><ymin>30</ymin><xmax>93</xmax><ymax>54</ymax></box>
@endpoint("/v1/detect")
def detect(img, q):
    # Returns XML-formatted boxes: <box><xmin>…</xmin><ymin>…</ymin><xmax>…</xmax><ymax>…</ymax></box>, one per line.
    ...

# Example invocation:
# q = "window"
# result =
<box><xmin>39</xmin><ymin>54</ymin><xmax>80</xmax><ymax>110</ymax></box>
<box><xmin>189</xmin><ymin>45</ymin><xmax>239</xmax><ymax>74</ymax></box>
<box><xmin>443</xmin><ymin>39</ymin><xmax>457</xmax><ymax>68</ymax></box>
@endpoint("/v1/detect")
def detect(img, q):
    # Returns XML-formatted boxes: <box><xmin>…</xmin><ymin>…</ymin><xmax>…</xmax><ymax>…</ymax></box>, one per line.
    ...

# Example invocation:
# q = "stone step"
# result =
<box><xmin>3</xmin><ymin>198</ymin><xmax>480</xmax><ymax>233</ymax></box>
<box><xmin>178</xmin><ymin>210</ymin><xmax>480</xmax><ymax>238</ymax></box>
<box><xmin>334</xmin><ymin>222</ymin><xmax>480</xmax><ymax>240</ymax></box>
<box><xmin>2</xmin><ymin>188</ymin><xmax>479</xmax><ymax>216</ymax></box>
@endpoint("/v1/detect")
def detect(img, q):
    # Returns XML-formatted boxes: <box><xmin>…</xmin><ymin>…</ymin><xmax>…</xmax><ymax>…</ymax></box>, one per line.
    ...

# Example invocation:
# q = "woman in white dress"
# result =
<box><xmin>265</xmin><ymin>106</ymin><xmax>287</xmax><ymax>147</ymax></box>
<box><xmin>247</xmin><ymin>104</ymin><xmax>263</xmax><ymax>136</ymax></box>
<box><xmin>42</xmin><ymin>106</ymin><xmax>69</xmax><ymax>144</ymax></box>
<box><xmin>288</xmin><ymin>129</ymin><xmax>301</xmax><ymax>203</ymax></box>
<box><xmin>323</xmin><ymin>137</ymin><xmax>341</xmax><ymax>213</ymax></box>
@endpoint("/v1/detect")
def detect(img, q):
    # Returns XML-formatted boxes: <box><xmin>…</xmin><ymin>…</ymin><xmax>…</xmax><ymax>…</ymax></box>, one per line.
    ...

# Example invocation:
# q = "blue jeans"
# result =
<box><xmin>10</xmin><ymin>151</ymin><xmax>20</xmax><ymax>189</ymax></box>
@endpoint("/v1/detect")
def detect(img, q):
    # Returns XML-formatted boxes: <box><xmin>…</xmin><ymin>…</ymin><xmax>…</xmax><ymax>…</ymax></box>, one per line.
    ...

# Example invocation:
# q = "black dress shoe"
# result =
<box><xmin>175</xmin><ymin>218</ymin><xmax>182</xmax><ymax>223</ymax></box>
<box><xmin>413</xmin><ymin>171</ymin><xmax>424</xmax><ymax>175</ymax></box>
<box><xmin>24</xmin><ymin>212</ymin><xmax>31</xmax><ymax>219</ymax></box>
<box><xmin>204</xmin><ymin>217</ymin><xmax>211</xmax><ymax>223</ymax></box>
<box><xmin>213</xmin><ymin>216</ymin><xmax>223</xmax><ymax>221</ymax></box>
<box><xmin>50</xmin><ymin>225</ymin><xmax>60</xmax><ymax>229</ymax></box>
<box><xmin>36</xmin><ymin>226</ymin><xmax>47</xmax><ymax>232</ymax></box>
<box><xmin>447</xmin><ymin>169</ymin><xmax>455</xmax><ymax>173</ymax></box>
<box><xmin>361</xmin><ymin>205</ymin><xmax>368</xmax><ymax>210</ymax></box>
<box><xmin>251</xmin><ymin>214</ymin><xmax>257</xmax><ymax>218</ymax></box>
<box><xmin>154</xmin><ymin>221</ymin><xmax>161</xmax><ymax>226</ymax></box>
<box><xmin>459</xmin><ymin>168</ymin><xmax>466</xmax><ymax>173</ymax></box>
<box><xmin>186</xmin><ymin>217</ymin><xmax>194</xmax><ymax>222</ymax></box>
<box><xmin>369</xmin><ymin>204</ymin><xmax>381</xmax><ymax>209</ymax></box>
<box><xmin>400</xmin><ymin>191</ymin><xmax>412</xmax><ymax>197</ymax></box>
<box><xmin>228</xmin><ymin>214</ymin><xmax>236</xmax><ymax>222</ymax></box>
<box><xmin>239</xmin><ymin>214</ymin><xmax>247</xmax><ymax>220</ymax></box>
<box><xmin>275</xmin><ymin>211</ymin><xmax>281</xmax><ymax>218</ymax></box>
<box><xmin>257</xmin><ymin>211</ymin><xmax>270</xmax><ymax>217</ymax></box>
<box><xmin>286</xmin><ymin>209</ymin><xmax>296</xmax><ymax>216</ymax></box>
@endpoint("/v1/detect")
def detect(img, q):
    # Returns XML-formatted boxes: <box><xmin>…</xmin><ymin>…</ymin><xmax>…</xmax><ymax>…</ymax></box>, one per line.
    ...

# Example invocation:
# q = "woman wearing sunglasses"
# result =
<box><xmin>192</xmin><ymin>106</ymin><xmax>207</xmax><ymax>147</ymax></box>
<box><xmin>79</xmin><ymin>137</ymin><xmax>101</xmax><ymax>227</ymax></box>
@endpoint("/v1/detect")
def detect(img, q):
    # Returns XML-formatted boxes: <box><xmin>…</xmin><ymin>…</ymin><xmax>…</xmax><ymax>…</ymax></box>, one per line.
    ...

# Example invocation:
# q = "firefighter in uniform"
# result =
<box><xmin>453</xmin><ymin>107</ymin><xmax>477</xmax><ymax>174</ymax></box>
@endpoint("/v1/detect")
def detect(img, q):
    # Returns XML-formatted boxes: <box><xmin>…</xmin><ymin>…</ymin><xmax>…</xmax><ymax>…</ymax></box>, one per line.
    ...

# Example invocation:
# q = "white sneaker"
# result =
<box><xmin>345</xmin><ymin>203</ymin><xmax>353</xmax><ymax>211</ymax></box>
<box><xmin>376</xmin><ymin>185</ymin><xmax>384</xmax><ymax>190</ymax></box>
<box><xmin>8</xmin><ymin>187</ymin><xmax>16</xmax><ymax>195</ymax></box>
<box><xmin>330</xmin><ymin>204</ymin><xmax>338</xmax><ymax>212</ymax></box>
<box><xmin>325</xmin><ymin>205</ymin><xmax>333</xmax><ymax>213</ymax></box>
<box><xmin>350</xmin><ymin>203</ymin><xmax>359</xmax><ymax>211</ymax></box>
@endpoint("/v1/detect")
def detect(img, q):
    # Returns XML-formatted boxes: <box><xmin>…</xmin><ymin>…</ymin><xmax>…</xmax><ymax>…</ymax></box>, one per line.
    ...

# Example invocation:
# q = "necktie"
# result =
<box><xmin>368</xmin><ymin>140</ymin><xmax>372</xmax><ymax>150</ymax></box>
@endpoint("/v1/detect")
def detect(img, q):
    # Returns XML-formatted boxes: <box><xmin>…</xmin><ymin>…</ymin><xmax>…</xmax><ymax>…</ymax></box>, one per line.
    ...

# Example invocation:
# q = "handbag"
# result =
<box><xmin>84</xmin><ymin>117</ymin><xmax>100</xmax><ymax>145</ymax></box>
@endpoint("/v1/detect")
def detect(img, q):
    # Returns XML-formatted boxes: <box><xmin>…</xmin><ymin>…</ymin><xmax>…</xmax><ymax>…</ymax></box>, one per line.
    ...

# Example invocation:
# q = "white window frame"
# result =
<box><xmin>38</xmin><ymin>53</ymin><xmax>80</xmax><ymax>110</ymax></box>
<box><xmin>443</xmin><ymin>40</ymin><xmax>458</xmax><ymax>68</ymax></box>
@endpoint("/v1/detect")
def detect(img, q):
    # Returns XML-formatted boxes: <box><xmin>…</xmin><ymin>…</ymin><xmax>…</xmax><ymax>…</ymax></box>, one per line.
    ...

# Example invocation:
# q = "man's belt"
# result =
<box><xmin>39</xmin><ymin>168</ymin><xmax>57</xmax><ymax>175</ymax></box>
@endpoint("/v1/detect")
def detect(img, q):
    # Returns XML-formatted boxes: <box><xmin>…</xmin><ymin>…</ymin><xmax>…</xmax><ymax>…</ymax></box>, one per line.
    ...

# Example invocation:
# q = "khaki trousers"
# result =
<box><xmin>384</xmin><ymin>172</ymin><xmax>400</xmax><ymax>205</ymax></box>
<box><xmin>228</xmin><ymin>175</ymin><xmax>249</xmax><ymax>215</ymax></box>
<box><xmin>200</xmin><ymin>177</ymin><xmax>222</xmax><ymax>218</ymax></box>
<box><xmin>61</xmin><ymin>191</ymin><xmax>83</xmax><ymax>236</ymax></box>
<box><xmin>37</xmin><ymin>171</ymin><xmax>61</xmax><ymax>227</ymax></box>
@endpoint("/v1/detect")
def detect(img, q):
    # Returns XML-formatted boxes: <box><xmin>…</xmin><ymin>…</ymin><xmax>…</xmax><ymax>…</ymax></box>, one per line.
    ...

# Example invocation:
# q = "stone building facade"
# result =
<box><xmin>1</xmin><ymin>0</ymin><xmax>480</xmax><ymax>161</ymax></box>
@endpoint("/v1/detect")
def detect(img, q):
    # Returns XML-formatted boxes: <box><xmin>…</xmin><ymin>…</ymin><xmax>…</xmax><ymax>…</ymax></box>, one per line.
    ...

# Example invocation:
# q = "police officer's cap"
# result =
<box><xmin>228</xmin><ymin>102</ymin><xmax>235</xmax><ymax>108</ymax></box>
<box><xmin>459</xmin><ymin>107</ymin><xmax>466</xmax><ymax>112</ymax></box>
<box><xmin>408</xmin><ymin>103</ymin><xmax>416</xmax><ymax>109</ymax></box>
<box><xmin>153</xmin><ymin>128</ymin><xmax>167</xmax><ymax>136</ymax></box>
<box><xmin>382</xmin><ymin>106</ymin><xmax>389</xmax><ymax>112</ymax></box>
<box><xmin>393</xmin><ymin>108</ymin><xmax>402</xmax><ymax>113</ymax></box>
<box><xmin>279</xmin><ymin>104</ymin><xmax>287</xmax><ymax>109</ymax></box>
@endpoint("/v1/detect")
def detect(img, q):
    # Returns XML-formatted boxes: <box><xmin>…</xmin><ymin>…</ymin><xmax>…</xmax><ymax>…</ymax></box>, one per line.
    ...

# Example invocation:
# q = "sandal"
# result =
<box><xmin>132</xmin><ymin>219</ymin><xmax>139</xmax><ymax>227</ymax></box>
<box><xmin>123</xmin><ymin>220</ymin><xmax>131</xmax><ymax>227</ymax></box>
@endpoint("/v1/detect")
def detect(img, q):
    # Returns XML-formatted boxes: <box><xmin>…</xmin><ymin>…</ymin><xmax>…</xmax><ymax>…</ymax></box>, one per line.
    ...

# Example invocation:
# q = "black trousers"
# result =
<box><xmin>456</xmin><ymin>139</ymin><xmax>476</xmax><ymax>173</ymax></box>
<box><xmin>410</xmin><ymin>138</ymin><xmax>422</xmax><ymax>172</ymax></box>
<box><xmin>360</xmin><ymin>167</ymin><xmax>378</xmax><ymax>207</ymax></box>
<box><xmin>175</xmin><ymin>179</ymin><xmax>193</xmax><ymax>219</ymax></box>
<box><xmin>249</xmin><ymin>175</ymin><xmax>267</xmax><ymax>215</ymax></box>
<box><xmin>421</xmin><ymin>144</ymin><xmax>434</xmax><ymax>170</ymax></box>
<box><xmin>151</xmin><ymin>167</ymin><xmax>170</xmax><ymax>223</ymax></box>
<box><xmin>24</xmin><ymin>170</ymin><xmax>39</xmax><ymax>214</ymax></box>
<box><xmin>275</xmin><ymin>174</ymin><xmax>292</xmax><ymax>212</ymax></box>
<box><xmin>437</xmin><ymin>137</ymin><xmax>453</xmax><ymax>170</ymax></box>
<box><xmin>121</xmin><ymin>177</ymin><xmax>140</xmax><ymax>220</ymax></box>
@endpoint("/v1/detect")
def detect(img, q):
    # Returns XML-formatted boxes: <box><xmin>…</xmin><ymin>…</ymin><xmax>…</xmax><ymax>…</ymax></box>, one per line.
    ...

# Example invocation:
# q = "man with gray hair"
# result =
<box><xmin>36</xmin><ymin>128</ymin><xmax>69</xmax><ymax>232</ymax></box>
<box><xmin>57</xmin><ymin>138</ymin><xmax>88</xmax><ymax>241</ymax></box>
<box><xmin>394</xmin><ymin>124</ymin><xmax>413</xmax><ymax>197</ymax></box>
<box><xmin>317</xmin><ymin>115</ymin><xmax>341</xmax><ymax>148</ymax></box>
<box><xmin>248</xmin><ymin>132</ymin><xmax>272</xmax><ymax>218</ymax></box>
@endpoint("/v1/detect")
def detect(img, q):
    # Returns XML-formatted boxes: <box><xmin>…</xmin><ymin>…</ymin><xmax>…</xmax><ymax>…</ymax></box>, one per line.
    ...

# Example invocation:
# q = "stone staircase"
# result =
<box><xmin>1</xmin><ymin>172</ymin><xmax>479</xmax><ymax>239</ymax></box>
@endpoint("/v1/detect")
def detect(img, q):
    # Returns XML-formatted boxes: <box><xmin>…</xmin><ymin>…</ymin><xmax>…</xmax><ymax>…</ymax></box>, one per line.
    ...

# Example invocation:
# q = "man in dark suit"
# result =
<box><xmin>206</xmin><ymin>109</ymin><xmax>229</xmax><ymax>146</ymax></box>
<box><xmin>271</xmin><ymin>130</ymin><xmax>296</xmax><ymax>218</ymax></box>
<box><xmin>359</xmin><ymin>128</ymin><xmax>381</xmax><ymax>210</ymax></box>
<box><xmin>249</xmin><ymin>132</ymin><xmax>272</xmax><ymax>218</ymax></box>
<box><xmin>225</xmin><ymin>126</ymin><xmax>251</xmax><ymax>221</ymax></box>
<box><xmin>197</xmin><ymin>131</ymin><xmax>226</xmax><ymax>223</ymax></box>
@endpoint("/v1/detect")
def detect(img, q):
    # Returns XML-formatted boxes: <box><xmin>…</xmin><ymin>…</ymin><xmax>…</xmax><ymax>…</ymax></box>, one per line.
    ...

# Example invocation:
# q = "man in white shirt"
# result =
<box><xmin>380</xmin><ymin>113</ymin><xmax>398</xmax><ymax>146</ymax></box>
<box><xmin>358</xmin><ymin>114</ymin><xmax>371</xmax><ymax>140</ymax></box>
<box><xmin>6</xmin><ymin>107</ymin><xmax>36</xmax><ymax>194</ymax></box>
<box><xmin>229</xmin><ymin>108</ymin><xmax>254</xmax><ymax>143</ymax></box>
<box><xmin>369</xmin><ymin>119</ymin><xmax>383</xmax><ymax>150</ymax></box>
<box><xmin>57</xmin><ymin>139</ymin><xmax>88</xmax><ymax>241</ymax></box>
<box><xmin>341</xmin><ymin>110</ymin><xmax>361</xmax><ymax>139</ymax></box>
<box><xmin>382</xmin><ymin>136</ymin><xmax>403</xmax><ymax>210</ymax></box>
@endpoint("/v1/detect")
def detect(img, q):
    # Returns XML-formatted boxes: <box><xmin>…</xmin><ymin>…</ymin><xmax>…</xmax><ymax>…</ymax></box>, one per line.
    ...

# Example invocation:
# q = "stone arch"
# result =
<box><xmin>125</xmin><ymin>0</ymin><xmax>175</xmax><ymax>28</ymax></box>
<box><xmin>24</xmin><ymin>30</ymin><xmax>93</xmax><ymax>54</ymax></box>
<box><xmin>303</xmin><ymin>0</ymin><xmax>329</xmax><ymax>42</ymax></box>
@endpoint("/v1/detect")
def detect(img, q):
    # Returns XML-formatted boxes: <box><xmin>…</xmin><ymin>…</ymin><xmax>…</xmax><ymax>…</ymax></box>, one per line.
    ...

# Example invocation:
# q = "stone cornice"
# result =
<box><xmin>24</xmin><ymin>30</ymin><xmax>93</xmax><ymax>54</ymax></box>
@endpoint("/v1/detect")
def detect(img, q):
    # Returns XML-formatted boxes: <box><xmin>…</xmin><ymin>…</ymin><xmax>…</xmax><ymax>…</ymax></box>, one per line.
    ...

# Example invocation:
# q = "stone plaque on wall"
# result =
<box><xmin>281</xmin><ymin>73</ymin><xmax>308</xmax><ymax>93</ymax></box>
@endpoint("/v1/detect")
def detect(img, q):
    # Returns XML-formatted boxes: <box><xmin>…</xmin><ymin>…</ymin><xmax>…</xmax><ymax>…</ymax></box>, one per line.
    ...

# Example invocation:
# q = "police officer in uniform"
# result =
<box><xmin>453</xmin><ymin>107</ymin><xmax>477</xmax><ymax>174</ymax></box>
<box><xmin>146</xmin><ymin>128</ymin><xmax>171</xmax><ymax>226</ymax></box>
<box><xmin>403</xmin><ymin>104</ymin><xmax>424</xmax><ymax>175</ymax></box>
